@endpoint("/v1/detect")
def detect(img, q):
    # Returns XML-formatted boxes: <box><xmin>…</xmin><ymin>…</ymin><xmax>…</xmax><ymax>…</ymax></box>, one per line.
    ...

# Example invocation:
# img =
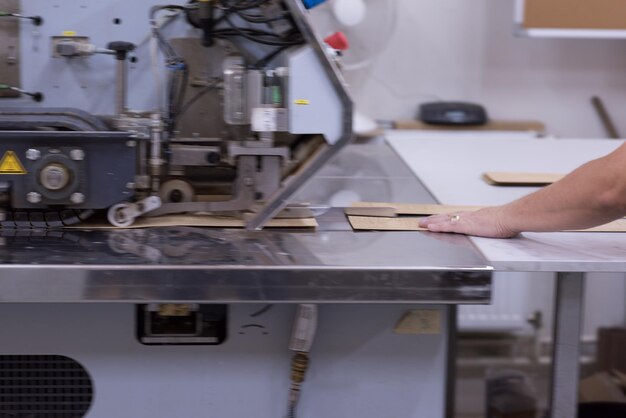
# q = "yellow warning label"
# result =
<box><xmin>294</xmin><ymin>99</ymin><xmax>310</xmax><ymax>105</ymax></box>
<box><xmin>62</xmin><ymin>31</ymin><xmax>77</xmax><ymax>36</ymax></box>
<box><xmin>0</xmin><ymin>151</ymin><xmax>27</xmax><ymax>175</ymax></box>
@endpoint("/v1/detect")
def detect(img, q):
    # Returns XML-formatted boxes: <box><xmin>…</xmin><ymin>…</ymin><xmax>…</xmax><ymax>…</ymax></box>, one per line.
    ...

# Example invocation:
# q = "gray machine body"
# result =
<box><xmin>0</xmin><ymin>131</ymin><xmax>136</xmax><ymax>209</ymax></box>
<box><xmin>0</xmin><ymin>303</ymin><xmax>449</xmax><ymax>418</ymax></box>
<box><xmin>0</xmin><ymin>0</ymin><xmax>352</xmax><ymax>229</ymax></box>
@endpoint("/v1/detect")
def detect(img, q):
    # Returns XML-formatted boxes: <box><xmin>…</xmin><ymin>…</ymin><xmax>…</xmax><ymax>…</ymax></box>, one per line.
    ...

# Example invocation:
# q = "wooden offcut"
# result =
<box><xmin>482</xmin><ymin>172</ymin><xmax>564</xmax><ymax>186</ymax></box>
<box><xmin>348</xmin><ymin>203</ymin><xmax>626</xmax><ymax>233</ymax></box>
<box><xmin>348</xmin><ymin>215</ymin><xmax>427</xmax><ymax>231</ymax></box>
<box><xmin>70</xmin><ymin>214</ymin><xmax>318</xmax><ymax>229</ymax></box>
<box><xmin>350</xmin><ymin>202</ymin><xmax>484</xmax><ymax>215</ymax></box>
<box><xmin>394</xmin><ymin>119</ymin><xmax>546</xmax><ymax>133</ymax></box>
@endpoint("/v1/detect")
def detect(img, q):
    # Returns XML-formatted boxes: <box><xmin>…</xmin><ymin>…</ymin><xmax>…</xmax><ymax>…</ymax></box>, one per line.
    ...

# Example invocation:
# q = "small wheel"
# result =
<box><xmin>107</xmin><ymin>203</ymin><xmax>136</xmax><ymax>228</ymax></box>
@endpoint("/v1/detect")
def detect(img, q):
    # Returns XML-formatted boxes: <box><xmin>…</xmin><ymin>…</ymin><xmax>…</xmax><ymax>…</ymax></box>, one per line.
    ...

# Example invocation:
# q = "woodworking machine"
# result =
<box><xmin>0</xmin><ymin>0</ymin><xmax>352</xmax><ymax>229</ymax></box>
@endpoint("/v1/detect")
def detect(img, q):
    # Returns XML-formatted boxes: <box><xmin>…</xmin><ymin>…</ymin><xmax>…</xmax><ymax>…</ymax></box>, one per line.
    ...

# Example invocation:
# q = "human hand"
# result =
<box><xmin>418</xmin><ymin>207</ymin><xmax>519</xmax><ymax>238</ymax></box>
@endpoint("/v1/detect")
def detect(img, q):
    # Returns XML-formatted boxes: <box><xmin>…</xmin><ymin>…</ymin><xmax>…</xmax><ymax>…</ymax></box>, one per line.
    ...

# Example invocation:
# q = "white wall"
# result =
<box><xmin>345</xmin><ymin>0</ymin><xmax>626</xmax><ymax>138</ymax></box>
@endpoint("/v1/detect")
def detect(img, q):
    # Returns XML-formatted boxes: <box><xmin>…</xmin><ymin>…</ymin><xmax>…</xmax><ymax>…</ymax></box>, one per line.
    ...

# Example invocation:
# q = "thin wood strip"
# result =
<box><xmin>394</xmin><ymin>119</ymin><xmax>546</xmax><ymax>133</ymax></box>
<box><xmin>569</xmin><ymin>219</ymin><xmax>626</xmax><ymax>233</ymax></box>
<box><xmin>349</xmin><ymin>215</ymin><xmax>626</xmax><ymax>233</ymax></box>
<box><xmin>483</xmin><ymin>172</ymin><xmax>564</xmax><ymax>186</ymax></box>
<box><xmin>350</xmin><ymin>202</ymin><xmax>484</xmax><ymax>215</ymax></box>
<box><xmin>69</xmin><ymin>214</ymin><xmax>318</xmax><ymax>229</ymax></box>
<box><xmin>348</xmin><ymin>216</ymin><xmax>427</xmax><ymax>231</ymax></box>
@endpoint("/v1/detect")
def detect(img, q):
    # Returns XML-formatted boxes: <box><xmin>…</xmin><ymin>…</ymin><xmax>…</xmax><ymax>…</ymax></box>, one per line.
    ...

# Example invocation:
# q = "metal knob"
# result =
<box><xmin>39</xmin><ymin>163</ymin><xmax>70</xmax><ymax>191</ymax></box>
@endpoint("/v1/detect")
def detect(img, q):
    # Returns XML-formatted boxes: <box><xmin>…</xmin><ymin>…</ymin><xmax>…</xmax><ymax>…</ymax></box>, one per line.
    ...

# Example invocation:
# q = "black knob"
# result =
<box><xmin>107</xmin><ymin>41</ymin><xmax>136</xmax><ymax>61</ymax></box>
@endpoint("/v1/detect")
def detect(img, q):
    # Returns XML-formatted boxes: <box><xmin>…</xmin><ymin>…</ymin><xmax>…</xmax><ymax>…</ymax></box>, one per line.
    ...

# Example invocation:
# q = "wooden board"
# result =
<box><xmin>348</xmin><ymin>203</ymin><xmax>626</xmax><ymax>233</ymax></box>
<box><xmin>482</xmin><ymin>172</ymin><xmax>564</xmax><ymax>186</ymax></box>
<box><xmin>523</xmin><ymin>0</ymin><xmax>626</xmax><ymax>30</ymax></box>
<box><xmin>394</xmin><ymin>119</ymin><xmax>546</xmax><ymax>133</ymax></box>
<box><xmin>350</xmin><ymin>202</ymin><xmax>485</xmax><ymax>215</ymax></box>
<box><xmin>349</xmin><ymin>215</ymin><xmax>626</xmax><ymax>233</ymax></box>
<box><xmin>69</xmin><ymin>214</ymin><xmax>318</xmax><ymax>230</ymax></box>
<box><xmin>348</xmin><ymin>216</ymin><xmax>427</xmax><ymax>231</ymax></box>
<box><xmin>571</xmin><ymin>219</ymin><xmax>626</xmax><ymax>233</ymax></box>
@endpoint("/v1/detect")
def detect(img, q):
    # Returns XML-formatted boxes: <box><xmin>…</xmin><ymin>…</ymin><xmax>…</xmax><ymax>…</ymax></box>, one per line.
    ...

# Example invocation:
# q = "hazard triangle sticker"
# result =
<box><xmin>0</xmin><ymin>151</ymin><xmax>27</xmax><ymax>174</ymax></box>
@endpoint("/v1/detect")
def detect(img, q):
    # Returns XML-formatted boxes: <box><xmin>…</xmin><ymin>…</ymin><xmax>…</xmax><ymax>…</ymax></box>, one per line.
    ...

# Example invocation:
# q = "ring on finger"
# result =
<box><xmin>450</xmin><ymin>214</ymin><xmax>461</xmax><ymax>222</ymax></box>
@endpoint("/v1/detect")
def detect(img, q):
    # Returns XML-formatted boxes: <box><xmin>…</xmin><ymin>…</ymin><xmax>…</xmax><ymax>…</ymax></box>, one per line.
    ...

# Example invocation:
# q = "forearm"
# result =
<box><xmin>499</xmin><ymin>155</ymin><xmax>626</xmax><ymax>233</ymax></box>
<box><xmin>420</xmin><ymin>143</ymin><xmax>626</xmax><ymax>238</ymax></box>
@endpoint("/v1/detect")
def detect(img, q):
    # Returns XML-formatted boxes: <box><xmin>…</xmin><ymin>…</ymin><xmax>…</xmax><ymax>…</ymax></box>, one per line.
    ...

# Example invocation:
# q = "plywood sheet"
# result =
<box><xmin>69</xmin><ymin>214</ymin><xmax>317</xmax><ymax>230</ymax></box>
<box><xmin>482</xmin><ymin>172</ymin><xmax>564</xmax><ymax>186</ymax></box>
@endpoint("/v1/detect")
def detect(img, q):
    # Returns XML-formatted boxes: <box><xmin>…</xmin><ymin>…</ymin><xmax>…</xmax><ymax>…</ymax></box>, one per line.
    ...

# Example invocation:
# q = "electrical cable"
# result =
<box><xmin>0</xmin><ymin>83</ymin><xmax>43</xmax><ymax>102</ymax></box>
<box><xmin>286</xmin><ymin>304</ymin><xmax>318</xmax><ymax>418</ymax></box>
<box><xmin>176</xmin><ymin>81</ymin><xmax>219</xmax><ymax>119</ymax></box>
<box><xmin>217</xmin><ymin>15</ymin><xmax>303</xmax><ymax>46</ymax></box>
<box><xmin>0</xmin><ymin>11</ymin><xmax>42</xmax><ymax>25</ymax></box>
<box><xmin>185</xmin><ymin>0</ymin><xmax>303</xmax><ymax>47</ymax></box>
<box><xmin>150</xmin><ymin>5</ymin><xmax>191</xmax><ymax>134</ymax></box>
<box><xmin>253</xmin><ymin>44</ymin><xmax>290</xmax><ymax>68</ymax></box>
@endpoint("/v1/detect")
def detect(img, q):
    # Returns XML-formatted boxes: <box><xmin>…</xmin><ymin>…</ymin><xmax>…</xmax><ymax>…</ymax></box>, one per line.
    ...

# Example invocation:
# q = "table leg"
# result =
<box><xmin>549</xmin><ymin>272</ymin><xmax>585</xmax><ymax>418</ymax></box>
<box><xmin>445</xmin><ymin>305</ymin><xmax>457</xmax><ymax>418</ymax></box>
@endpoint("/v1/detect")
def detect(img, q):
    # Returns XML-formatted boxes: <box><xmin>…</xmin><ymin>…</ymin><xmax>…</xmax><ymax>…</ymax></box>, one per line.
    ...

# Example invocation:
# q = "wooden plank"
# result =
<box><xmin>69</xmin><ymin>214</ymin><xmax>318</xmax><ymax>229</ymax></box>
<box><xmin>348</xmin><ymin>203</ymin><xmax>626</xmax><ymax>232</ymax></box>
<box><xmin>349</xmin><ymin>215</ymin><xmax>626</xmax><ymax>233</ymax></box>
<box><xmin>350</xmin><ymin>202</ymin><xmax>484</xmax><ymax>215</ymax></box>
<box><xmin>394</xmin><ymin>119</ymin><xmax>546</xmax><ymax>133</ymax></box>
<box><xmin>482</xmin><ymin>172</ymin><xmax>564</xmax><ymax>186</ymax></box>
<box><xmin>571</xmin><ymin>219</ymin><xmax>626</xmax><ymax>233</ymax></box>
<box><xmin>348</xmin><ymin>216</ymin><xmax>427</xmax><ymax>231</ymax></box>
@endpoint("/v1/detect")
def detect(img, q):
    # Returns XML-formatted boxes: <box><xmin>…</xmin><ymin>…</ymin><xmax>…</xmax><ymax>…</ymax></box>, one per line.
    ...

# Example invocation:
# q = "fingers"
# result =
<box><xmin>419</xmin><ymin>212</ymin><xmax>466</xmax><ymax>233</ymax></box>
<box><xmin>419</xmin><ymin>208</ymin><xmax>518</xmax><ymax>238</ymax></box>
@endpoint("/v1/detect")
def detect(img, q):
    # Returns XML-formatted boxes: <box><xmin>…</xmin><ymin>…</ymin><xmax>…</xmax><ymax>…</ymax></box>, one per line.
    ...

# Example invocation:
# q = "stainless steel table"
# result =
<box><xmin>0</xmin><ymin>143</ymin><xmax>493</xmax><ymax>418</ymax></box>
<box><xmin>0</xmin><ymin>222</ymin><xmax>492</xmax><ymax>304</ymax></box>
<box><xmin>387</xmin><ymin>132</ymin><xmax>626</xmax><ymax>418</ymax></box>
<box><xmin>0</xmin><ymin>143</ymin><xmax>492</xmax><ymax>304</ymax></box>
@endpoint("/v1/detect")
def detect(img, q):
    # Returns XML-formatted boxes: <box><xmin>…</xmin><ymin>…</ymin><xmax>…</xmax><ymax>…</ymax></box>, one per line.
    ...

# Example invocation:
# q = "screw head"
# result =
<box><xmin>126</xmin><ymin>140</ymin><xmax>137</xmax><ymax>148</ymax></box>
<box><xmin>69</xmin><ymin>149</ymin><xmax>84</xmax><ymax>161</ymax></box>
<box><xmin>25</xmin><ymin>149</ymin><xmax>41</xmax><ymax>161</ymax></box>
<box><xmin>27</xmin><ymin>192</ymin><xmax>42</xmax><ymax>203</ymax></box>
<box><xmin>70</xmin><ymin>192</ymin><xmax>85</xmax><ymax>204</ymax></box>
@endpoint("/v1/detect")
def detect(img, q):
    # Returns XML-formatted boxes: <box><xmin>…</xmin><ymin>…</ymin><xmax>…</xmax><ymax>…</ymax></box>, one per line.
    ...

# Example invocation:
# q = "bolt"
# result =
<box><xmin>126</xmin><ymin>140</ymin><xmax>137</xmax><ymax>147</ymax></box>
<box><xmin>25</xmin><ymin>148</ymin><xmax>41</xmax><ymax>161</ymax></box>
<box><xmin>70</xmin><ymin>192</ymin><xmax>85</xmax><ymax>204</ymax></box>
<box><xmin>275</xmin><ymin>67</ymin><xmax>289</xmax><ymax>77</ymax></box>
<box><xmin>69</xmin><ymin>149</ymin><xmax>85</xmax><ymax>161</ymax></box>
<box><xmin>27</xmin><ymin>192</ymin><xmax>42</xmax><ymax>204</ymax></box>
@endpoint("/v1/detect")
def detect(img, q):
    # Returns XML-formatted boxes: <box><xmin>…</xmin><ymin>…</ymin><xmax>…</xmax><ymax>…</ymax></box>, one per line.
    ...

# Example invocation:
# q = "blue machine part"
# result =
<box><xmin>302</xmin><ymin>0</ymin><xmax>327</xmax><ymax>9</ymax></box>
